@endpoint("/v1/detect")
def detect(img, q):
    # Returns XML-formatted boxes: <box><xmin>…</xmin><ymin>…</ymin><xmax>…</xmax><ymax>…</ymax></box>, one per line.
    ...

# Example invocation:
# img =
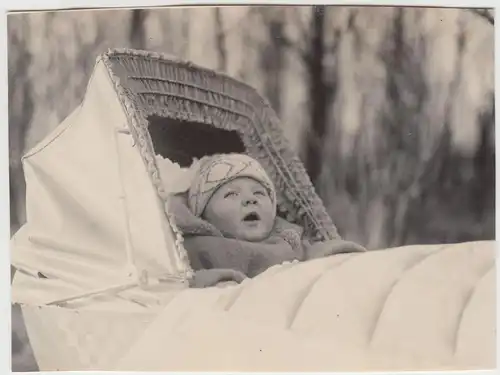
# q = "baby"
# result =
<box><xmin>188</xmin><ymin>153</ymin><xmax>278</xmax><ymax>244</ymax></box>
<box><xmin>167</xmin><ymin>153</ymin><xmax>365</xmax><ymax>288</ymax></box>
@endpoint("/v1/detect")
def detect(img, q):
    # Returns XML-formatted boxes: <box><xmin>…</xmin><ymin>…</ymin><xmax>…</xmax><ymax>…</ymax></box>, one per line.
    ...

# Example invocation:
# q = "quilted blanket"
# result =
<box><xmin>20</xmin><ymin>240</ymin><xmax>495</xmax><ymax>372</ymax></box>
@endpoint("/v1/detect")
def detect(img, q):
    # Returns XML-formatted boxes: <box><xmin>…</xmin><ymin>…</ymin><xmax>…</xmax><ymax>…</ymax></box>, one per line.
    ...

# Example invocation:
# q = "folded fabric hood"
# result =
<box><xmin>11</xmin><ymin>48</ymin><xmax>339</xmax><ymax>305</ymax></box>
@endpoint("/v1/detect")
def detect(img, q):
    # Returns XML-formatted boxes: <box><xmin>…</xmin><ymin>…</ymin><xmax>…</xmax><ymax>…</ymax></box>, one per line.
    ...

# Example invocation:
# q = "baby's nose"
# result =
<box><xmin>243</xmin><ymin>196</ymin><xmax>258</xmax><ymax>206</ymax></box>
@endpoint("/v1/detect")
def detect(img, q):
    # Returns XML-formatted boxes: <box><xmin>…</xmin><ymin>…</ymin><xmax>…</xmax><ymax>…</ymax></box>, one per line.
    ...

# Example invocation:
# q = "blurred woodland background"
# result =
<box><xmin>8</xmin><ymin>6</ymin><xmax>494</xmax><ymax>371</ymax></box>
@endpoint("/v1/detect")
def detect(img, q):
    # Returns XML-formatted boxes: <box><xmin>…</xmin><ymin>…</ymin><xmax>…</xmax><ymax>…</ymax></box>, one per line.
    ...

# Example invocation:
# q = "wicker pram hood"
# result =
<box><xmin>11</xmin><ymin>48</ymin><xmax>339</xmax><ymax>302</ymax></box>
<box><xmin>103</xmin><ymin>48</ymin><xmax>338</xmax><ymax>239</ymax></box>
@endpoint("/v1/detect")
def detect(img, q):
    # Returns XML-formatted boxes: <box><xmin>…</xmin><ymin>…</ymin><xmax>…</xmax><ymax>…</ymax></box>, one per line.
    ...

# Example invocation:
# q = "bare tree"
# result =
<box><xmin>130</xmin><ymin>9</ymin><xmax>147</xmax><ymax>49</ymax></box>
<box><xmin>8</xmin><ymin>16</ymin><xmax>33</xmax><ymax>235</ymax></box>
<box><xmin>8</xmin><ymin>18</ymin><xmax>39</xmax><ymax>374</ymax></box>
<box><xmin>252</xmin><ymin>6</ymin><xmax>493</xmax><ymax>248</ymax></box>
<box><xmin>179</xmin><ymin>9</ymin><xmax>191</xmax><ymax>59</ymax></box>
<box><xmin>261</xmin><ymin>6</ymin><xmax>341</xmax><ymax>185</ymax></box>
<box><xmin>303</xmin><ymin>6</ymin><xmax>329</xmax><ymax>186</ymax></box>
<box><xmin>374</xmin><ymin>10</ymin><xmax>472</xmax><ymax>247</ymax></box>
<box><xmin>472</xmin><ymin>94</ymin><xmax>494</xmax><ymax>223</ymax></box>
<box><xmin>256</xmin><ymin>7</ymin><xmax>286</xmax><ymax>115</ymax></box>
<box><xmin>214</xmin><ymin>8</ymin><xmax>228</xmax><ymax>72</ymax></box>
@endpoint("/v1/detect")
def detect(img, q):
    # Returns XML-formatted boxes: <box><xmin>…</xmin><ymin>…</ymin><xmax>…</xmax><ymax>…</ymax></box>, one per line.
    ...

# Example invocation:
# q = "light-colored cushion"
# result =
<box><xmin>114</xmin><ymin>241</ymin><xmax>495</xmax><ymax>372</ymax></box>
<box><xmin>155</xmin><ymin>154</ymin><xmax>195</xmax><ymax>195</ymax></box>
<box><xmin>21</xmin><ymin>241</ymin><xmax>495</xmax><ymax>371</ymax></box>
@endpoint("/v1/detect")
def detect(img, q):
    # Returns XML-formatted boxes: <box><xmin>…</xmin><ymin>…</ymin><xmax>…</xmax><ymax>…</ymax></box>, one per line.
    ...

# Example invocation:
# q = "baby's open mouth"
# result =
<box><xmin>243</xmin><ymin>212</ymin><xmax>260</xmax><ymax>222</ymax></box>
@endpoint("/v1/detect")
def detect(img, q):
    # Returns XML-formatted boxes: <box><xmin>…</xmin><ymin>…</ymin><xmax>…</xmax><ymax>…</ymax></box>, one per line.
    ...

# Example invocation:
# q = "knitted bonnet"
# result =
<box><xmin>188</xmin><ymin>153</ymin><xmax>277</xmax><ymax>217</ymax></box>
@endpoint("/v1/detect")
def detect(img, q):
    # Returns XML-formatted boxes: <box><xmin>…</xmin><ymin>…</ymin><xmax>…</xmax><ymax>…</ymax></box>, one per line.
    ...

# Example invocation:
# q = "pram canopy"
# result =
<box><xmin>12</xmin><ymin>48</ymin><xmax>339</xmax><ymax>303</ymax></box>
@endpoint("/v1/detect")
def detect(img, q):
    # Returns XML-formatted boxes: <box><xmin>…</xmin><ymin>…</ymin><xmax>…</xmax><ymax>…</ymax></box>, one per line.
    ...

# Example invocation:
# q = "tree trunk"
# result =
<box><xmin>260</xmin><ymin>14</ymin><xmax>285</xmax><ymax>115</ymax></box>
<box><xmin>179</xmin><ymin>9</ymin><xmax>190</xmax><ymax>59</ymax></box>
<box><xmin>214</xmin><ymin>8</ymin><xmax>227</xmax><ymax>72</ymax></box>
<box><xmin>472</xmin><ymin>95</ymin><xmax>495</xmax><ymax>219</ymax></box>
<box><xmin>8</xmin><ymin>17</ymin><xmax>33</xmax><ymax>233</ymax></box>
<box><xmin>304</xmin><ymin>5</ymin><xmax>328</xmax><ymax>186</ymax></box>
<box><xmin>130</xmin><ymin>9</ymin><xmax>147</xmax><ymax>50</ymax></box>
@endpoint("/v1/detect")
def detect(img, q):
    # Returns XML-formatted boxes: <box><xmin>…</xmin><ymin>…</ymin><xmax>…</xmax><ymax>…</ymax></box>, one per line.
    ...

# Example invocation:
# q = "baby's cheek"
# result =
<box><xmin>261</xmin><ymin>216</ymin><xmax>276</xmax><ymax>238</ymax></box>
<box><xmin>266</xmin><ymin>210</ymin><xmax>277</xmax><ymax>227</ymax></box>
<box><xmin>220</xmin><ymin>216</ymin><xmax>239</xmax><ymax>233</ymax></box>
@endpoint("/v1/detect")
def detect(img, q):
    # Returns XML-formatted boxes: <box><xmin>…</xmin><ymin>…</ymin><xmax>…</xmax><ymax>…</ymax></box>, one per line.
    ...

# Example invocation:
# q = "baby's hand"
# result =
<box><xmin>189</xmin><ymin>268</ymin><xmax>247</xmax><ymax>288</ymax></box>
<box><xmin>306</xmin><ymin>239</ymin><xmax>367</xmax><ymax>260</ymax></box>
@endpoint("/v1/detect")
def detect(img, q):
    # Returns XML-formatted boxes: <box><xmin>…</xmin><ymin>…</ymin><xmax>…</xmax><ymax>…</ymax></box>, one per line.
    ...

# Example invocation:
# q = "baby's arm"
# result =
<box><xmin>183</xmin><ymin>235</ymin><xmax>300</xmax><ymax>279</ymax></box>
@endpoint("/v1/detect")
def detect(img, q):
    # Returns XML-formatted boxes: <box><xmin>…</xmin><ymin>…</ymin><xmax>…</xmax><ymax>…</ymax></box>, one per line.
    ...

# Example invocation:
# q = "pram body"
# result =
<box><xmin>11</xmin><ymin>49</ymin><xmax>496</xmax><ymax>371</ymax></box>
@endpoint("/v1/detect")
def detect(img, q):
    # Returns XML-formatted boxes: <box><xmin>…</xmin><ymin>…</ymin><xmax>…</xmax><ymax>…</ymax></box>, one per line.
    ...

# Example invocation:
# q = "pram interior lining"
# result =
<box><xmin>147</xmin><ymin>115</ymin><xmax>299</xmax><ymax>225</ymax></box>
<box><xmin>147</xmin><ymin>115</ymin><xmax>246</xmax><ymax>167</ymax></box>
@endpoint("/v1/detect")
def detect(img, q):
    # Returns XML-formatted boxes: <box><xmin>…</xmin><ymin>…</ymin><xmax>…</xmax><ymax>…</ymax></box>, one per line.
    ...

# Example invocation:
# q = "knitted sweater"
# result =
<box><xmin>166</xmin><ymin>195</ymin><xmax>366</xmax><ymax>287</ymax></box>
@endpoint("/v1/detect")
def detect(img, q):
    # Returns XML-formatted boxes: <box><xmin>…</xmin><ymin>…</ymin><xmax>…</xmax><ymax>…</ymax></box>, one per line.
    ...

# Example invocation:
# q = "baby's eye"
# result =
<box><xmin>254</xmin><ymin>190</ymin><xmax>266</xmax><ymax>196</ymax></box>
<box><xmin>224</xmin><ymin>191</ymin><xmax>238</xmax><ymax>198</ymax></box>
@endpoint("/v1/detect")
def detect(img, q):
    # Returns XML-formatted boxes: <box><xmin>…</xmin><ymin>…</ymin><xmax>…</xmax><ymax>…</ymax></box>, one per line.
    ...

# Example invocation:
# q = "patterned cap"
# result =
<box><xmin>188</xmin><ymin>153</ymin><xmax>276</xmax><ymax>217</ymax></box>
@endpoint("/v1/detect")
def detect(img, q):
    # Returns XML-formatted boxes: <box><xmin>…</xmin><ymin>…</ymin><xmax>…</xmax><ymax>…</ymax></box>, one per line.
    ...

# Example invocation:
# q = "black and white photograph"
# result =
<box><xmin>8</xmin><ymin>4</ymin><xmax>495</xmax><ymax>372</ymax></box>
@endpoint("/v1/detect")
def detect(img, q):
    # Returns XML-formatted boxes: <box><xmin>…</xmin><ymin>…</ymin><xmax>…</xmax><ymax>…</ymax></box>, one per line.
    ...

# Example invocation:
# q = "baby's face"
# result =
<box><xmin>202</xmin><ymin>177</ymin><xmax>276</xmax><ymax>242</ymax></box>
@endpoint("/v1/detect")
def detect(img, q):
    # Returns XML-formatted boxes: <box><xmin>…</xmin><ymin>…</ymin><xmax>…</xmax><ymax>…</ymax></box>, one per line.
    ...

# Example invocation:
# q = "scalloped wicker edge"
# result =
<box><xmin>99</xmin><ymin>50</ymin><xmax>194</xmax><ymax>282</ymax></box>
<box><xmin>98</xmin><ymin>47</ymin><xmax>340</xmax><ymax>280</ymax></box>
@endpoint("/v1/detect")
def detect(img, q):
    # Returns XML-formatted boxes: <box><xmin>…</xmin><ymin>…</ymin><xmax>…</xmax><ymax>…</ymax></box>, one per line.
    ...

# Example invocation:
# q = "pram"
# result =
<box><xmin>11</xmin><ymin>48</ymin><xmax>496</xmax><ymax>371</ymax></box>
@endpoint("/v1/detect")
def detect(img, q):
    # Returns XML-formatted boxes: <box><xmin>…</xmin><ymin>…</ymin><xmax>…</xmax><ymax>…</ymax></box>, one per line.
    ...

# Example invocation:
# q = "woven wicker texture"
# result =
<box><xmin>100</xmin><ymin>48</ymin><xmax>339</xmax><ymax>243</ymax></box>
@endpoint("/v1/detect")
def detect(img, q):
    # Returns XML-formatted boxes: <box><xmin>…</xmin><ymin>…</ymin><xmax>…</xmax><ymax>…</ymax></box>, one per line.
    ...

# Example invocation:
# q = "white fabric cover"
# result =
<box><xmin>20</xmin><ymin>241</ymin><xmax>495</xmax><ymax>372</ymax></box>
<box><xmin>11</xmin><ymin>61</ymin><xmax>190</xmax><ymax>308</ymax></box>
<box><xmin>114</xmin><ymin>241</ymin><xmax>497</xmax><ymax>372</ymax></box>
